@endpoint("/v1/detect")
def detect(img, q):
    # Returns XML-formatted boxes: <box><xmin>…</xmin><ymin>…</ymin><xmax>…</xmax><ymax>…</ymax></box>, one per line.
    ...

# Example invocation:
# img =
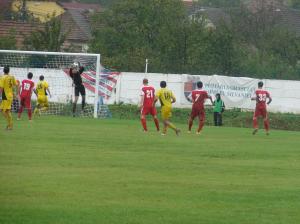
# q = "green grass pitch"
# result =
<box><xmin>1</xmin><ymin>116</ymin><xmax>300</xmax><ymax>224</ymax></box>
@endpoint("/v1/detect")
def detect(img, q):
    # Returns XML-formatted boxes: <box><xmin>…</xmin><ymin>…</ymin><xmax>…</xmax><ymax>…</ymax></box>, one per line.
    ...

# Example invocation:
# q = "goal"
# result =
<box><xmin>0</xmin><ymin>50</ymin><xmax>110</xmax><ymax>118</ymax></box>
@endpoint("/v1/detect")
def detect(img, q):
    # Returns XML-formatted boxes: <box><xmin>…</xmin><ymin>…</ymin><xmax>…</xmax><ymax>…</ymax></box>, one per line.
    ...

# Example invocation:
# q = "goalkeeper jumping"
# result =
<box><xmin>70</xmin><ymin>62</ymin><xmax>85</xmax><ymax>116</ymax></box>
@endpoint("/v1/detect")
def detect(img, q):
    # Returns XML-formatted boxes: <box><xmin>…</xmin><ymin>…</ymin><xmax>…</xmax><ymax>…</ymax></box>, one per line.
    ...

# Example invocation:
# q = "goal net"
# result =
<box><xmin>0</xmin><ymin>50</ymin><xmax>111</xmax><ymax>118</ymax></box>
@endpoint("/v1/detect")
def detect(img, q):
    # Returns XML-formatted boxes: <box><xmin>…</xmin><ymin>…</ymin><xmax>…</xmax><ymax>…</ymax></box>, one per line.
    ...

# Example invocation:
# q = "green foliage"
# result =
<box><xmin>0</xmin><ymin>29</ymin><xmax>17</xmax><ymax>50</ymax></box>
<box><xmin>90</xmin><ymin>0</ymin><xmax>300</xmax><ymax>80</ymax></box>
<box><xmin>288</xmin><ymin>0</ymin><xmax>300</xmax><ymax>8</ymax></box>
<box><xmin>23</xmin><ymin>14</ymin><xmax>67</xmax><ymax>51</ymax></box>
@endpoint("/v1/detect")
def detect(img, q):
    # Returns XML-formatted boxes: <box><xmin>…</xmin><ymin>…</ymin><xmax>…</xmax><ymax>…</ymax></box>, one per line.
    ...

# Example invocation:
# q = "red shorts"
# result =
<box><xmin>190</xmin><ymin>107</ymin><xmax>205</xmax><ymax>120</ymax></box>
<box><xmin>20</xmin><ymin>96</ymin><xmax>32</xmax><ymax>109</ymax></box>
<box><xmin>141</xmin><ymin>106</ymin><xmax>157</xmax><ymax>116</ymax></box>
<box><xmin>254</xmin><ymin>107</ymin><xmax>267</xmax><ymax>118</ymax></box>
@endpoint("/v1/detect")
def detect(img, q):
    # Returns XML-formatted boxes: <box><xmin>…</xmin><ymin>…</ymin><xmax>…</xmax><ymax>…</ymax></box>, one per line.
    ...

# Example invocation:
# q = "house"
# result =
<box><xmin>187</xmin><ymin>0</ymin><xmax>300</xmax><ymax>36</ymax></box>
<box><xmin>59</xmin><ymin>2</ymin><xmax>103</xmax><ymax>52</ymax></box>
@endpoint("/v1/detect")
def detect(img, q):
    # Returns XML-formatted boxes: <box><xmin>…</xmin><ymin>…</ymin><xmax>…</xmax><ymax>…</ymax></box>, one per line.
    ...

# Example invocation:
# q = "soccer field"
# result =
<box><xmin>1</xmin><ymin>117</ymin><xmax>300</xmax><ymax>224</ymax></box>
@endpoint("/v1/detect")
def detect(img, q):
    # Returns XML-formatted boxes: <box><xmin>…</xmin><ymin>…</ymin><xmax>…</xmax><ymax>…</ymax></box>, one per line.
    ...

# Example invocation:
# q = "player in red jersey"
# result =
<box><xmin>139</xmin><ymin>78</ymin><xmax>160</xmax><ymax>132</ymax></box>
<box><xmin>188</xmin><ymin>81</ymin><xmax>213</xmax><ymax>134</ymax></box>
<box><xmin>17</xmin><ymin>72</ymin><xmax>35</xmax><ymax>121</ymax></box>
<box><xmin>251</xmin><ymin>81</ymin><xmax>272</xmax><ymax>135</ymax></box>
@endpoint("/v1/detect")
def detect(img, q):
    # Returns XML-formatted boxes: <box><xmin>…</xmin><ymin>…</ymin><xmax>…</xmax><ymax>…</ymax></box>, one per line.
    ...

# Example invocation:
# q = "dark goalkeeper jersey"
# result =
<box><xmin>70</xmin><ymin>66</ymin><xmax>84</xmax><ymax>87</ymax></box>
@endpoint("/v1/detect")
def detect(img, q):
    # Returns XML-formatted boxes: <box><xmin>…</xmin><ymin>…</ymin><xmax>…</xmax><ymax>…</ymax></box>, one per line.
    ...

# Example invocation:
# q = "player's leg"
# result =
<box><xmin>252</xmin><ymin>108</ymin><xmax>260</xmax><ymax>135</ymax></box>
<box><xmin>214</xmin><ymin>112</ymin><xmax>218</xmax><ymax>126</ymax></box>
<box><xmin>41</xmin><ymin>97</ymin><xmax>49</xmax><ymax>112</ymax></box>
<box><xmin>140</xmin><ymin>107</ymin><xmax>148</xmax><ymax>132</ymax></box>
<box><xmin>1</xmin><ymin>102</ymin><xmax>9</xmax><ymax>127</ymax></box>
<box><xmin>188</xmin><ymin>109</ymin><xmax>197</xmax><ymax>132</ymax></box>
<box><xmin>151</xmin><ymin>107</ymin><xmax>160</xmax><ymax>131</ymax></box>
<box><xmin>34</xmin><ymin>97</ymin><xmax>42</xmax><ymax>116</ymax></box>
<box><xmin>80</xmin><ymin>86</ymin><xmax>86</xmax><ymax>111</ymax></box>
<box><xmin>262</xmin><ymin>109</ymin><xmax>270</xmax><ymax>135</ymax></box>
<box><xmin>17</xmin><ymin>97</ymin><xmax>25</xmax><ymax>120</ymax></box>
<box><xmin>6</xmin><ymin>109</ymin><xmax>13</xmax><ymax>130</ymax></box>
<box><xmin>72</xmin><ymin>87</ymin><xmax>80</xmax><ymax>116</ymax></box>
<box><xmin>219</xmin><ymin>113</ymin><xmax>223</xmax><ymax>126</ymax></box>
<box><xmin>196</xmin><ymin>110</ymin><xmax>205</xmax><ymax>134</ymax></box>
<box><xmin>162</xmin><ymin>107</ymin><xmax>180</xmax><ymax>135</ymax></box>
<box><xmin>25</xmin><ymin>98</ymin><xmax>32</xmax><ymax>120</ymax></box>
<box><xmin>1</xmin><ymin>100</ymin><xmax>13</xmax><ymax>129</ymax></box>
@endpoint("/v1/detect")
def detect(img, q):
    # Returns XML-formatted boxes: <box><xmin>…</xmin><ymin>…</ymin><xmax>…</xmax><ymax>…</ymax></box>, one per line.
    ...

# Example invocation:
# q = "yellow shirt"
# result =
<box><xmin>156</xmin><ymin>88</ymin><xmax>175</xmax><ymax>107</ymax></box>
<box><xmin>36</xmin><ymin>81</ymin><xmax>49</xmax><ymax>97</ymax></box>
<box><xmin>0</xmin><ymin>74</ymin><xmax>17</xmax><ymax>101</ymax></box>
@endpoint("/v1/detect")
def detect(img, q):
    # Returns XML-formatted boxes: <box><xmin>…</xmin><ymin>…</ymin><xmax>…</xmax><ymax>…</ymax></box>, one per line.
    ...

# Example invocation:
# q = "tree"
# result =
<box><xmin>90</xmin><ymin>0</ymin><xmax>187</xmax><ymax>73</ymax></box>
<box><xmin>0</xmin><ymin>29</ymin><xmax>17</xmax><ymax>50</ymax></box>
<box><xmin>23</xmin><ymin>14</ymin><xmax>67</xmax><ymax>51</ymax></box>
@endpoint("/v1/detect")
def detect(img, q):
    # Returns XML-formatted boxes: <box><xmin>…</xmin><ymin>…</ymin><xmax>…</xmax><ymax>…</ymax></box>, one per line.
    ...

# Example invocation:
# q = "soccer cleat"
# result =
<box><xmin>252</xmin><ymin>129</ymin><xmax>258</xmax><ymax>135</ymax></box>
<box><xmin>187</xmin><ymin>131</ymin><xmax>191</xmax><ymax>134</ymax></box>
<box><xmin>161</xmin><ymin>132</ymin><xmax>166</xmax><ymax>136</ymax></box>
<box><xmin>175</xmin><ymin>129</ymin><xmax>181</xmax><ymax>136</ymax></box>
<box><xmin>17</xmin><ymin>118</ymin><xmax>21</xmax><ymax>121</ymax></box>
<box><xmin>196</xmin><ymin>131</ymin><xmax>201</xmax><ymax>135</ymax></box>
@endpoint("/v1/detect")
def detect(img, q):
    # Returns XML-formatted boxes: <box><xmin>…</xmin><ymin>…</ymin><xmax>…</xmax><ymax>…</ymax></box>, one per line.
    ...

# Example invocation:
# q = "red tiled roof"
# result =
<box><xmin>0</xmin><ymin>21</ymin><xmax>43</xmax><ymax>48</ymax></box>
<box><xmin>60</xmin><ymin>2</ymin><xmax>102</xmax><ymax>11</ymax></box>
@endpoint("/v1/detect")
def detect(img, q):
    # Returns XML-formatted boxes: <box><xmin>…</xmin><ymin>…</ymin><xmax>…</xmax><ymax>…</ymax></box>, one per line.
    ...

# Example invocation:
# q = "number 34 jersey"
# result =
<box><xmin>20</xmin><ymin>79</ymin><xmax>35</xmax><ymax>98</ymax></box>
<box><xmin>254</xmin><ymin>89</ymin><xmax>271</xmax><ymax>109</ymax></box>
<box><xmin>140</xmin><ymin>85</ymin><xmax>156</xmax><ymax>108</ymax></box>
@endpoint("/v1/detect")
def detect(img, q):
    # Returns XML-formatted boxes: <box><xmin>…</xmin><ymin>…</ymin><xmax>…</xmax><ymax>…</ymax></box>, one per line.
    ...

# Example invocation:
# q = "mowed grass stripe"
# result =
<box><xmin>1</xmin><ymin>116</ymin><xmax>300</xmax><ymax>224</ymax></box>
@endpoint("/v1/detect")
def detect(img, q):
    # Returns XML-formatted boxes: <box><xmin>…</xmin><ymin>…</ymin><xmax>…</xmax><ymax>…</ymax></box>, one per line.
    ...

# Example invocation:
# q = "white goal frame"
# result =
<box><xmin>0</xmin><ymin>49</ymin><xmax>101</xmax><ymax>118</ymax></box>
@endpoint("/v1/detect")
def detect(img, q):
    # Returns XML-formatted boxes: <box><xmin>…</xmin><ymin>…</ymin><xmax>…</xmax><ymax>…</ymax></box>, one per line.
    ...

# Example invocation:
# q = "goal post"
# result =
<box><xmin>0</xmin><ymin>49</ymin><xmax>103</xmax><ymax>118</ymax></box>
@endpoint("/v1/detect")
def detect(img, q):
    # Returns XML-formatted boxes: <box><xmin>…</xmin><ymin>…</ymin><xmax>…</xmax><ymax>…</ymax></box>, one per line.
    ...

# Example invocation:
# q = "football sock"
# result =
<box><xmin>28</xmin><ymin>109</ymin><xmax>32</xmax><ymax>120</ymax></box>
<box><xmin>154</xmin><ymin>118</ymin><xmax>160</xmax><ymax>131</ymax></box>
<box><xmin>141</xmin><ymin>118</ymin><xmax>147</xmax><ymax>131</ymax></box>
<box><xmin>197</xmin><ymin>121</ymin><xmax>204</xmax><ymax>132</ymax></box>
<box><xmin>188</xmin><ymin>119</ymin><xmax>193</xmax><ymax>131</ymax></box>
<box><xmin>7</xmin><ymin>112</ymin><xmax>13</xmax><ymax>128</ymax></box>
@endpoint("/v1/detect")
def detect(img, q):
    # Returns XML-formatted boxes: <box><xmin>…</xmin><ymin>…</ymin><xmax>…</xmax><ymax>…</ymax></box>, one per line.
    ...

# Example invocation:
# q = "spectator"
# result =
<box><xmin>213</xmin><ymin>93</ymin><xmax>225</xmax><ymax>126</ymax></box>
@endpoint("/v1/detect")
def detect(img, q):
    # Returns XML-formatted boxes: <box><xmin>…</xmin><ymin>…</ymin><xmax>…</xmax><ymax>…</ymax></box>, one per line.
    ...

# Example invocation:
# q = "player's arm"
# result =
<box><xmin>251</xmin><ymin>92</ymin><xmax>257</xmax><ymax>101</ymax></box>
<box><xmin>139</xmin><ymin>91</ymin><xmax>144</xmax><ymax>108</ymax></box>
<box><xmin>171</xmin><ymin>92</ymin><xmax>176</xmax><ymax>104</ymax></box>
<box><xmin>208</xmin><ymin>94</ymin><xmax>213</xmax><ymax>105</ymax></box>
<box><xmin>267</xmin><ymin>95</ymin><xmax>272</xmax><ymax>105</ymax></box>
<box><xmin>187</xmin><ymin>93</ymin><xmax>192</xmax><ymax>103</ymax></box>
<box><xmin>79</xmin><ymin>66</ymin><xmax>84</xmax><ymax>75</ymax></box>
<box><xmin>46</xmin><ymin>87</ymin><xmax>51</xmax><ymax>98</ymax></box>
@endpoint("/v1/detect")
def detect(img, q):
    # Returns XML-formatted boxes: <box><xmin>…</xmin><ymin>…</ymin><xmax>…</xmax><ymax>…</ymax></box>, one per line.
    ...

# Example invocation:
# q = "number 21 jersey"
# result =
<box><xmin>141</xmin><ymin>85</ymin><xmax>155</xmax><ymax>108</ymax></box>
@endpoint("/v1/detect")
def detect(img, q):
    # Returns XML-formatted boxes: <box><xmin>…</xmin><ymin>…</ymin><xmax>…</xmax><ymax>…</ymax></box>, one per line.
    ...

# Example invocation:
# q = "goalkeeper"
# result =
<box><xmin>70</xmin><ymin>62</ymin><xmax>85</xmax><ymax>116</ymax></box>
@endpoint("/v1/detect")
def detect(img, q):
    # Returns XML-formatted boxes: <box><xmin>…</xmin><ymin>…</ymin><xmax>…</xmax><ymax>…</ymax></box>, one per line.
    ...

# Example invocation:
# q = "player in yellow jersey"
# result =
<box><xmin>154</xmin><ymin>81</ymin><xmax>180</xmax><ymax>136</ymax></box>
<box><xmin>0</xmin><ymin>66</ymin><xmax>18</xmax><ymax>130</ymax></box>
<box><xmin>34</xmin><ymin>75</ymin><xmax>51</xmax><ymax>116</ymax></box>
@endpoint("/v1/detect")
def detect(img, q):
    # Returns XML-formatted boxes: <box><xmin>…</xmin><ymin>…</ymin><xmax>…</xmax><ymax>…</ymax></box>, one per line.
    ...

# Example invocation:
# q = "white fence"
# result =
<box><xmin>113</xmin><ymin>73</ymin><xmax>300</xmax><ymax>114</ymax></box>
<box><xmin>2</xmin><ymin>68</ymin><xmax>300</xmax><ymax>114</ymax></box>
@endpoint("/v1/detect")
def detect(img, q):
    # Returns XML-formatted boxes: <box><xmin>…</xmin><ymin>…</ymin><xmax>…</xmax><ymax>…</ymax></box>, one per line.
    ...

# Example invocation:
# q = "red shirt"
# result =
<box><xmin>191</xmin><ymin>89</ymin><xmax>209</xmax><ymax>109</ymax></box>
<box><xmin>255</xmin><ymin>89</ymin><xmax>270</xmax><ymax>109</ymax></box>
<box><xmin>20</xmin><ymin>79</ymin><xmax>35</xmax><ymax>98</ymax></box>
<box><xmin>140</xmin><ymin>85</ymin><xmax>155</xmax><ymax>108</ymax></box>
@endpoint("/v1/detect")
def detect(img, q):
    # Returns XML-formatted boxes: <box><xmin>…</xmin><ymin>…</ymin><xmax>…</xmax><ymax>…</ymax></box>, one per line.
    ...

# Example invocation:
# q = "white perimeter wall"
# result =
<box><xmin>2</xmin><ymin>68</ymin><xmax>300</xmax><ymax>114</ymax></box>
